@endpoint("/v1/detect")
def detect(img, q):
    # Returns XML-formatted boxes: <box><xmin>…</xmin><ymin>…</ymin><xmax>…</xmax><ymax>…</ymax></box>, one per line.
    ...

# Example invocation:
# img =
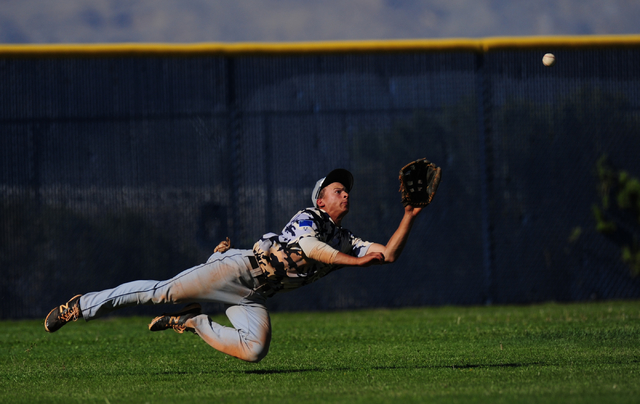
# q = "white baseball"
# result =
<box><xmin>542</xmin><ymin>53</ymin><xmax>555</xmax><ymax>67</ymax></box>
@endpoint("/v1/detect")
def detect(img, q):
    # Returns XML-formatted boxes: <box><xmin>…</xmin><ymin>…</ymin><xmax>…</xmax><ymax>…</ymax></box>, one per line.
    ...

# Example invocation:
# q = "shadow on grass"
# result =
<box><xmin>245</xmin><ymin>368</ymin><xmax>325</xmax><ymax>375</ymax></box>
<box><xmin>151</xmin><ymin>362</ymin><xmax>544</xmax><ymax>376</ymax></box>
<box><xmin>433</xmin><ymin>362</ymin><xmax>544</xmax><ymax>369</ymax></box>
<box><xmin>243</xmin><ymin>362</ymin><xmax>544</xmax><ymax>375</ymax></box>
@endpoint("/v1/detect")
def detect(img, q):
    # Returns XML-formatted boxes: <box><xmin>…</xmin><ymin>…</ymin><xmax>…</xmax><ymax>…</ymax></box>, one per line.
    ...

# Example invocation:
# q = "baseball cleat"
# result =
<box><xmin>44</xmin><ymin>294</ymin><xmax>83</xmax><ymax>333</ymax></box>
<box><xmin>148</xmin><ymin>303</ymin><xmax>202</xmax><ymax>334</ymax></box>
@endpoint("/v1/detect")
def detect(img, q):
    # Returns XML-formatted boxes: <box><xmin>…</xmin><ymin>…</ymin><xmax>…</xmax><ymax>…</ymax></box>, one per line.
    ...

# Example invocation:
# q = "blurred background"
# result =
<box><xmin>2</xmin><ymin>0</ymin><xmax>640</xmax><ymax>43</ymax></box>
<box><xmin>2</xmin><ymin>1</ymin><xmax>640</xmax><ymax>319</ymax></box>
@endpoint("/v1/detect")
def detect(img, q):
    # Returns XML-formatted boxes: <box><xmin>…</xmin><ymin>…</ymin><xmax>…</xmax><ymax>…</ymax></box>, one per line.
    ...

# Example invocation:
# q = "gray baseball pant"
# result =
<box><xmin>78</xmin><ymin>249</ymin><xmax>271</xmax><ymax>363</ymax></box>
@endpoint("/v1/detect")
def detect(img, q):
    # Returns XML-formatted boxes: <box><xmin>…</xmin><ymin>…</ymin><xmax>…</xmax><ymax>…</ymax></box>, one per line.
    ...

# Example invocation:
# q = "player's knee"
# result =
<box><xmin>239</xmin><ymin>329</ymin><xmax>271</xmax><ymax>363</ymax></box>
<box><xmin>241</xmin><ymin>341</ymin><xmax>270</xmax><ymax>363</ymax></box>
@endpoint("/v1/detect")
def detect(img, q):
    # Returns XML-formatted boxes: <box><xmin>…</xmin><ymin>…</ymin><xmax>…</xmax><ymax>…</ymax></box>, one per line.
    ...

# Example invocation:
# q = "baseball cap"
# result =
<box><xmin>311</xmin><ymin>168</ymin><xmax>354</xmax><ymax>208</ymax></box>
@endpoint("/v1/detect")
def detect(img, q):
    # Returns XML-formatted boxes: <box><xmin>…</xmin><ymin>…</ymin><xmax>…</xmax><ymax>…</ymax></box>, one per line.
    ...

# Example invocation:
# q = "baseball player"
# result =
<box><xmin>45</xmin><ymin>168</ymin><xmax>426</xmax><ymax>363</ymax></box>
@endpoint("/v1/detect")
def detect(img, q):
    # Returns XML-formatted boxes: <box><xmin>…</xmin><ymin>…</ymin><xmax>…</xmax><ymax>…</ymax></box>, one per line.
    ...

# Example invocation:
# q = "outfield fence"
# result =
<box><xmin>2</xmin><ymin>36</ymin><xmax>640</xmax><ymax>319</ymax></box>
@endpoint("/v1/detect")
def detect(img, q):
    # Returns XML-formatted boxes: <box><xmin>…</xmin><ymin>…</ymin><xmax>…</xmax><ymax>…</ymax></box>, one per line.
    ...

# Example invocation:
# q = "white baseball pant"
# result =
<box><xmin>78</xmin><ymin>249</ymin><xmax>271</xmax><ymax>362</ymax></box>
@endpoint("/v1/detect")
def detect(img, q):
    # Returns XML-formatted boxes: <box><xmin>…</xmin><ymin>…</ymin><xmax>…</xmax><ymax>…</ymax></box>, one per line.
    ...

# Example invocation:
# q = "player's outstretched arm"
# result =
<box><xmin>372</xmin><ymin>157</ymin><xmax>439</xmax><ymax>263</ymax></box>
<box><xmin>299</xmin><ymin>205</ymin><xmax>424</xmax><ymax>268</ymax></box>
<box><xmin>366</xmin><ymin>204</ymin><xmax>423</xmax><ymax>264</ymax></box>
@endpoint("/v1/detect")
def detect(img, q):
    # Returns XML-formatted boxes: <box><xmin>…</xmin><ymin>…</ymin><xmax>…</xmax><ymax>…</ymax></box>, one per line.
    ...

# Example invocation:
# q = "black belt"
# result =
<box><xmin>248</xmin><ymin>255</ymin><xmax>259</xmax><ymax>269</ymax></box>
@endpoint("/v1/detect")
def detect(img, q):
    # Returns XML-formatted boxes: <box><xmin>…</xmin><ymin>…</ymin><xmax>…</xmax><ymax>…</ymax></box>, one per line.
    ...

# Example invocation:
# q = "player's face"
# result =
<box><xmin>317</xmin><ymin>182</ymin><xmax>350</xmax><ymax>223</ymax></box>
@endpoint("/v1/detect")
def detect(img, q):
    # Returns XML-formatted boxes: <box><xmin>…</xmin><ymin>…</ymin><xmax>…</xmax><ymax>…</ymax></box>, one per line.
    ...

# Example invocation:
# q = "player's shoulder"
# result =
<box><xmin>290</xmin><ymin>207</ymin><xmax>326</xmax><ymax>223</ymax></box>
<box><xmin>283</xmin><ymin>208</ymin><xmax>333</xmax><ymax>236</ymax></box>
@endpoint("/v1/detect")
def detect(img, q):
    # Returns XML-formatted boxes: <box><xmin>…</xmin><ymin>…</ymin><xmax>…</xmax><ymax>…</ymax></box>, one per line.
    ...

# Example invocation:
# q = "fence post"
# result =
<box><xmin>226</xmin><ymin>57</ymin><xmax>243</xmax><ymax>243</ymax></box>
<box><xmin>475</xmin><ymin>52</ymin><xmax>496</xmax><ymax>305</ymax></box>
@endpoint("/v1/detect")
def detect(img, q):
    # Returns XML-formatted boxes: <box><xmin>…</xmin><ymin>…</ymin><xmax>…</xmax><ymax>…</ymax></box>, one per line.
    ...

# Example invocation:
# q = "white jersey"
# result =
<box><xmin>253</xmin><ymin>207</ymin><xmax>372</xmax><ymax>292</ymax></box>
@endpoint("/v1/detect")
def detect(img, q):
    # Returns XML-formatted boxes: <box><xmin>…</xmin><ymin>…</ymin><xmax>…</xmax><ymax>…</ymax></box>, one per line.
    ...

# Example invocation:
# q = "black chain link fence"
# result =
<box><xmin>2</xmin><ymin>42</ymin><xmax>640</xmax><ymax>319</ymax></box>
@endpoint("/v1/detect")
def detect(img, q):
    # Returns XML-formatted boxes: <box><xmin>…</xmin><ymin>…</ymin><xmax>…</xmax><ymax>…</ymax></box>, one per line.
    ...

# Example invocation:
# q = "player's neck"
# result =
<box><xmin>319</xmin><ymin>208</ymin><xmax>346</xmax><ymax>226</ymax></box>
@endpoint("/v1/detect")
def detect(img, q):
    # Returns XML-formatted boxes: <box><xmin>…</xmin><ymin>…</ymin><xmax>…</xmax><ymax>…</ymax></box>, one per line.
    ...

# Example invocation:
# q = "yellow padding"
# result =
<box><xmin>1</xmin><ymin>35</ymin><xmax>640</xmax><ymax>57</ymax></box>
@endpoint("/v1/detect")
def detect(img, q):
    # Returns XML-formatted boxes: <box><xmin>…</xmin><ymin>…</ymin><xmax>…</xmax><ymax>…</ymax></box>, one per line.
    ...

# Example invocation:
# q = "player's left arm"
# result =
<box><xmin>366</xmin><ymin>204</ymin><xmax>423</xmax><ymax>264</ymax></box>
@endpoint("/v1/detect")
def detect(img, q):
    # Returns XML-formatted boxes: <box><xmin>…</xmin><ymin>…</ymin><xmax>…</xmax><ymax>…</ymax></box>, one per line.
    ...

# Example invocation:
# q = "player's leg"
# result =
<box><xmin>45</xmin><ymin>249</ymin><xmax>256</xmax><ymax>332</ymax></box>
<box><xmin>187</xmin><ymin>301</ymin><xmax>272</xmax><ymax>363</ymax></box>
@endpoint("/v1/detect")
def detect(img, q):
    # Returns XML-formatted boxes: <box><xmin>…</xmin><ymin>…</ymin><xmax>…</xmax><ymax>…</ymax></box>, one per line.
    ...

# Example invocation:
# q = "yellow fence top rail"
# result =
<box><xmin>2</xmin><ymin>35</ymin><xmax>640</xmax><ymax>57</ymax></box>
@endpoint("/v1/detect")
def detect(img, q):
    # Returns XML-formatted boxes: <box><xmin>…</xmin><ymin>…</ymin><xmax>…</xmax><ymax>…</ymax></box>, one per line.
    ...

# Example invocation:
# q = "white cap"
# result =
<box><xmin>311</xmin><ymin>169</ymin><xmax>354</xmax><ymax>208</ymax></box>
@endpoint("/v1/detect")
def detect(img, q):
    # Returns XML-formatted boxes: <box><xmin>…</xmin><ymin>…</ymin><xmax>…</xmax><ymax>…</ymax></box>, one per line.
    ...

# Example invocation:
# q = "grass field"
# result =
<box><xmin>1</xmin><ymin>300</ymin><xmax>639</xmax><ymax>403</ymax></box>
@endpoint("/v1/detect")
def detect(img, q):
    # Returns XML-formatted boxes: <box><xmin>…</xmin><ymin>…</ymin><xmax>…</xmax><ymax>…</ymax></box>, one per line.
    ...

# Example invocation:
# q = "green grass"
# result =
<box><xmin>1</xmin><ymin>301</ymin><xmax>639</xmax><ymax>403</ymax></box>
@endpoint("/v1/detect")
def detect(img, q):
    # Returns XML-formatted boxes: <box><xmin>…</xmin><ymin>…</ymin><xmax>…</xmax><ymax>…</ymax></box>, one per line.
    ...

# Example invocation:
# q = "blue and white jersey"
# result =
<box><xmin>253</xmin><ymin>207</ymin><xmax>372</xmax><ymax>292</ymax></box>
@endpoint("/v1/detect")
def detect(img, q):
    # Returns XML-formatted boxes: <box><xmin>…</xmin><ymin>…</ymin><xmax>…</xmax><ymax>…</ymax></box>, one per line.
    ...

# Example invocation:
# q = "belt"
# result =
<box><xmin>246</xmin><ymin>253</ymin><xmax>267</xmax><ymax>282</ymax></box>
<box><xmin>246</xmin><ymin>254</ymin><xmax>282</xmax><ymax>298</ymax></box>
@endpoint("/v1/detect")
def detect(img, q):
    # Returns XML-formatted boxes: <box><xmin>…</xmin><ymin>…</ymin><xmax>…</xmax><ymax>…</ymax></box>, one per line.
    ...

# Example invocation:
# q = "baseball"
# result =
<box><xmin>542</xmin><ymin>53</ymin><xmax>555</xmax><ymax>67</ymax></box>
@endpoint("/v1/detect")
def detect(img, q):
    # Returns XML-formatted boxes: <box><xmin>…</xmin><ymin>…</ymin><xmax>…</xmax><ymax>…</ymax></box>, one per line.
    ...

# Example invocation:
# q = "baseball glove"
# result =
<box><xmin>399</xmin><ymin>158</ymin><xmax>442</xmax><ymax>207</ymax></box>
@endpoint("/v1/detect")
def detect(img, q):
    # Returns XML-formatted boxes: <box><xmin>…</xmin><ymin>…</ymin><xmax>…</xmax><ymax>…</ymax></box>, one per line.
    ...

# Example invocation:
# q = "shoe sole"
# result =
<box><xmin>148</xmin><ymin>303</ymin><xmax>202</xmax><ymax>331</ymax></box>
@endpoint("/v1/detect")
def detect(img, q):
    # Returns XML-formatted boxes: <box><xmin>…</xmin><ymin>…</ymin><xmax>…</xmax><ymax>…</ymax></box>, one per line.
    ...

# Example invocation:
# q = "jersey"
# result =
<box><xmin>253</xmin><ymin>207</ymin><xmax>372</xmax><ymax>293</ymax></box>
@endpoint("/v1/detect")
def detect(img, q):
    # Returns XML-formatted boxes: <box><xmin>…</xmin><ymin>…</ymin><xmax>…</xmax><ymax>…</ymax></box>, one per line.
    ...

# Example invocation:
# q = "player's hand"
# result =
<box><xmin>358</xmin><ymin>252</ymin><xmax>386</xmax><ymax>267</ymax></box>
